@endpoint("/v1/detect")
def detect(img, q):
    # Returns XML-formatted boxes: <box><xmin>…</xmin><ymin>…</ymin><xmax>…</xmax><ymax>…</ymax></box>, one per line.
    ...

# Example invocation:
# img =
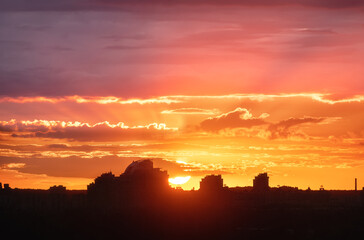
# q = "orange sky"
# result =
<box><xmin>1</xmin><ymin>1</ymin><xmax>364</xmax><ymax>190</ymax></box>
<box><xmin>1</xmin><ymin>93</ymin><xmax>363</xmax><ymax>190</ymax></box>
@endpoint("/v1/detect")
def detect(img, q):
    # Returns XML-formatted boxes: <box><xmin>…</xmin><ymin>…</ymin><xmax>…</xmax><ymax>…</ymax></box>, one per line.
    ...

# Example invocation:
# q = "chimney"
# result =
<box><xmin>355</xmin><ymin>178</ymin><xmax>357</xmax><ymax>191</ymax></box>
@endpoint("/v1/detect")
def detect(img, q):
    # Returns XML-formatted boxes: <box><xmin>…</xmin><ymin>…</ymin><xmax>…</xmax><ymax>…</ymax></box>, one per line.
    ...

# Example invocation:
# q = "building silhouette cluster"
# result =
<box><xmin>49</xmin><ymin>185</ymin><xmax>67</xmax><ymax>194</ymax></box>
<box><xmin>0</xmin><ymin>182</ymin><xmax>11</xmax><ymax>192</ymax></box>
<box><xmin>1</xmin><ymin>159</ymin><xmax>364</xmax><ymax>240</ymax></box>
<box><xmin>87</xmin><ymin>159</ymin><xmax>169</xmax><ymax>202</ymax></box>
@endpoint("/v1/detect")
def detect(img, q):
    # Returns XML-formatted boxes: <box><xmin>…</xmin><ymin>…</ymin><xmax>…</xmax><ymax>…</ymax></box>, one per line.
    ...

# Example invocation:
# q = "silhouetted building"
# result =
<box><xmin>200</xmin><ymin>175</ymin><xmax>223</xmax><ymax>192</ymax></box>
<box><xmin>87</xmin><ymin>159</ymin><xmax>169</xmax><ymax>200</ymax></box>
<box><xmin>253</xmin><ymin>173</ymin><xmax>269</xmax><ymax>192</ymax></box>
<box><xmin>121</xmin><ymin>159</ymin><xmax>169</xmax><ymax>191</ymax></box>
<box><xmin>88</xmin><ymin>172</ymin><xmax>116</xmax><ymax>191</ymax></box>
<box><xmin>4</xmin><ymin>184</ymin><xmax>10</xmax><ymax>191</ymax></box>
<box><xmin>124</xmin><ymin>159</ymin><xmax>153</xmax><ymax>175</ymax></box>
<box><xmin>0</xmin><ymin>182</ymin><xmax>2</xmax><ymax>190</ymax></box>
<box><xmin>276</xmin><ymin>185</ymin><xmax>299</xmax><ymax>192</ymax></box>
<box><xmin>49</xmin><ymin>185</ymin><xmax>67</xmax><ymax>194</ymax></box>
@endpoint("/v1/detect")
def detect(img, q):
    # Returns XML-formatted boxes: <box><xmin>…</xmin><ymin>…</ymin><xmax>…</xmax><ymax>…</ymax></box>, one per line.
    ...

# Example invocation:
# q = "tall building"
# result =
<box><xmin>253</xmin><ymin>173</ymin><xmax>269</xmax><ymax>192</ymax></box>
<box><xmin>120</xmin><ymin>159</ymin><xmax>170</xmax><ymax>191</ymax></box>
<box><xmin>87</xmin><ymin>159</ymin><xmax>170</xmax><ymax>198</ymax></box>
<box><xmin>3</xmin><ymin>184</ymin><xmax>10</xmax><ymax>191</ymax></box>
<box><xmin>200</xmin><ymin>174</ymin><xmax>223</xmax><ymax>192</ymax></box>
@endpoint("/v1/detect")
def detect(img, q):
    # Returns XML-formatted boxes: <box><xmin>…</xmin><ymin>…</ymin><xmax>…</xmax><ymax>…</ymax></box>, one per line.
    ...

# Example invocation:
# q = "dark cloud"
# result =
<box><xmin>0</xmin><ymin>125</ymin><xmax>16</xmax><ymax>133</ymax></box>
<box><xmin>0</xmin><ymin>120</ymin><xmax>51</xmax><ymax>133</ymax></box>
<box><xmin>1</xmin><ymin>6</ymin><xmax>363</xmax><ymax>99</ymax></box>
<box><xmin>97</xmin><ymin>0</ymin><xmax>364</xmax><ymax>9</ymax></box>
<box><xmin>161</xmin><ymin>108</ymin><xmax>218</xmax><ymax>115</ymax></box>
<box><xmin>0</xmin><ymin>68</ymin><xmax>73</xmax><ymax>97</ymax></box>
<box><xmin>0</xmin><ymin>142</ymin><xmax>204</xmax><ymax>153</ymax></box>
<box><xmin>0</xmin><ymin>143</ymin><xmax>103</xmax><ymax>152</ymax></box>
<box><xmin>31</xmin><ymin>127</ymin><xmax>172</xmax><ymax>141</ymax></box>
<box><xmin>174</xmin><ymin>30</ymin><xmax>272</xmax><ymax>48</ymax></box>
<box><xmin>16</xmin><ymin>24</ymin><xmax>52</xmax><ymax>32</ymax></box>
<box><xmin>0</xmin><ymin>120</ymin><xmax>177</xmax><ymax>142</ymax></box>
<box><xmin>267</xmin><ymin>117</ymin><xmax>325</xmax><ymax>139</ymax></box>
<box><xmin>0</xmin><ymin>66</ymin><xmax>192</xmax><ymax>98</ymax></box>
<box><xmin>199</xmin><ymin>109</ymin><xmax>328</xmax><ymax>139</ymax></box>
<box><xmin>0</xmin><ymin>0</ymin><xmax>93</xmax><ymax>12</ymax></box>
<box><xmin>2</xmin><ymin>0</ymin><xmax>364</xmax><ymax>11</ymax></box>
<box><xmin>51</xmin><ymin>46</ymin><xmax>74</xmax><ymax>52</ymax></box>
<box><xmin>0</xmin><ymin>40</ymin><xmax>34</xmax><ymax>51</ymax></box>
<box><xmin>101</xmin><ymin>33</ymin><xmax>150</xmax><ymax>41</ymax></box>
<box><xmin>200</xmin><ymin>108</ymin><xmax>268</xmax><ymax>132</ymax></box>
<box><xmin>0</xmin><ymin>67</ymin><xmax>143</xmax><ymax>98</ymax></box>
<box><xmin>47</xmin><ymin>144</ymin><xmax>69</xmax><ymax>149</ymax></box>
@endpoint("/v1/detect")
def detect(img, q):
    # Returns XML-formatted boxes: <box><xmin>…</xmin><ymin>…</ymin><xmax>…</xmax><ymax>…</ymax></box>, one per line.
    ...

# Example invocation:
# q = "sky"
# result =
<box><xmin>1</xmin><ymin>0</ymin><xmax>364</xmax><ymax>190</ymax></box>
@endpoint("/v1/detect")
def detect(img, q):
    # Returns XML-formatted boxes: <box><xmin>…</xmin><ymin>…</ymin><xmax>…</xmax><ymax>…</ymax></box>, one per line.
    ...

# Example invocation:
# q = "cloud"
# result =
<box><xmin>0</xmin><ymin>154</ymin><xmax>220</xmax><ymax>179</ymax></box>
<box><xmin>0</xmin><ymin>155</ymin><xmax>140</xmax><ymax>178</ymax></box>
<box><xmin>47</xmin><ymin>144</ymin><xmax>70</xmax><ymax>149</ymax></box>
<box><xmin>0</xmin><ymin>142</ymin><xmax>206</xmax><ymax>155</ymax></box>
<box><xmin>0</xmin><ymin>96</ymin><xmax>179</xmax><ymax>105</ymax></box>
<box><xmin>101</xmin><ymin>0</ymin><xmax>364</xmax><ymax>9</ymax></box>
<box><xmin>200</xmin><ymin>108</ymin><xmax>269</xmax><ymax>132</ymax></box>
<box><xmin>161</xmin><ymin>108</ymin><xmax>220</xmax><ymax>115</ymax></box>
<box><xmin>2</xmin><ymin>0</ymin><xmax>364</xmax><ymax>11</ymax></box>
<box><xmin>199</xmin><ymin>108</ymin><xmax>335</xmax><ymax>140</ymax></box>
<box><xmin>0</xmin><ymin>120</ymin><xmax>177</xmax><ymax>142</ymax></box>
<box><xmin>4</xmin><ymin>163</ymin><xmax>26</xmax><ymax>169</ymax></box>
<box><xmin>294</xmin><ymin>28</ymin><xmax>337</xmax><ymax>35</ymax></box>
<box><xmin>267</xmin><ymin>117</ymin><xmax>326</xmax><ymax>139</ymax></box>
<box><xmin>1</xmin><ymin>93</ymin><xmax>362</xmax><ymax>105</ymax></box>
<box><xmin>150</xmin><ymin>159</ymin><xmax>231</xmax><ymax>177</ymax></box>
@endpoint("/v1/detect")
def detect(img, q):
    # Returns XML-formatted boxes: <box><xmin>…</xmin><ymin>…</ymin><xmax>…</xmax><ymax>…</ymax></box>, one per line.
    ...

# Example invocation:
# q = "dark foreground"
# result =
<box><xmin>1</xmin><ymin>188</ymin><xmax>363</xmax><ymax>240</ymax></box>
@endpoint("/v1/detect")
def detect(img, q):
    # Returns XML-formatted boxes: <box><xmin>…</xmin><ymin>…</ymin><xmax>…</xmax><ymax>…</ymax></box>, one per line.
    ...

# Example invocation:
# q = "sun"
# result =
<box><xmin>168</xmin><ymin>176</ymin><xmax>191</xmax><ymax>185</ymax></box>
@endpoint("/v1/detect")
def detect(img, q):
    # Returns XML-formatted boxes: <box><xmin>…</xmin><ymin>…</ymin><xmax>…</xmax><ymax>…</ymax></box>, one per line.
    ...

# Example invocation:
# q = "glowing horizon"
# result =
<box><xmin>168</xmin><ymin>176</ymin><xmax>191</xmax><ymax>185</ymax></box>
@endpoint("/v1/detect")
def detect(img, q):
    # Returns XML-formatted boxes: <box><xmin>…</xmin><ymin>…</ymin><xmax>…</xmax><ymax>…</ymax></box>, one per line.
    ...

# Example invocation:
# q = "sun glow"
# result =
<box><xmin>168</xmin><ymin>176</ymin><xmax>191</xmax><ymax>185</ymax></box>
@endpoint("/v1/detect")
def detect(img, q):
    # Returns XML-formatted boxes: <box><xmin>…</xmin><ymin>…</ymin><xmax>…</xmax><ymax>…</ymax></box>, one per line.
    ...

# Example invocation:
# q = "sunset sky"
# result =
<box><xmin>1</xmin><ymin>0</ymin><xmax>364</xmax><ymax>190</ymax></box>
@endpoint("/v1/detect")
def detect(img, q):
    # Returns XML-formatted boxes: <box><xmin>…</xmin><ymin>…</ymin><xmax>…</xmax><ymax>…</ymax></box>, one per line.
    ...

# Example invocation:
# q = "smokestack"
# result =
<box><xmin>355</xmin><ymin>178</ymin><xmax>357</xmax><ymax>191</ymax></box>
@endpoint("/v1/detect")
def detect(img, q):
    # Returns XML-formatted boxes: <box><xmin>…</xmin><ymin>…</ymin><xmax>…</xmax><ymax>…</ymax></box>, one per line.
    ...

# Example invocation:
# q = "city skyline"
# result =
<box><xmin>1</xmin><ymin>0</ymin><xmax>364</xmax><ymax>191</ymax></box>
<box><xmin>2</xmin><ymin>158</ymin><xmax>363</xmax><ymax>240</ymax></box>
<box><xmin>0</xmin><ymin>158</ymin><xmax>361</xmax><ymax>192</ymax></box>
<box><xmin>2</xmin><ymin>159</ymin><xmax>361</xmax><ymax>196</ymax></box>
